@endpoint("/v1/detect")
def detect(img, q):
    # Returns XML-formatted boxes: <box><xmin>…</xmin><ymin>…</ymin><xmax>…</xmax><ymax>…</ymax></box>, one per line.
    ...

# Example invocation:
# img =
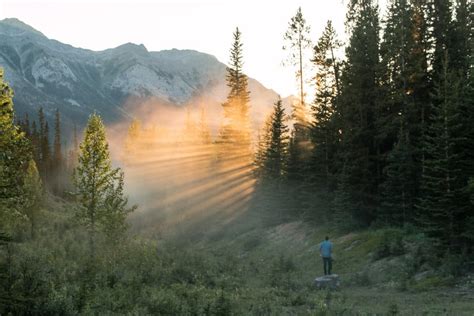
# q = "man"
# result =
<box><xmin>319</xmin><ymin>236</ymin><xmax>333</xmax><ymax>275</ymax></box>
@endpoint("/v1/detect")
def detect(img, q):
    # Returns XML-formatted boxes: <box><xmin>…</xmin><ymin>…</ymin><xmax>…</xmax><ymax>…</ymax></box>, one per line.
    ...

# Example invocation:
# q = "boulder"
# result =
<box><xmin>314</xmin><ymin>274</ymin><xmax>341</xmax><ymax>290</ymax></box>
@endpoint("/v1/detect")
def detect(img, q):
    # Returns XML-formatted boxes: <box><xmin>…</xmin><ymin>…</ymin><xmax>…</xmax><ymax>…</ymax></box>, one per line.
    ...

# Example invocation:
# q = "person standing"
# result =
<box><xmin>319</xmin><ymin>236</ymin><xmax>333</xmax><ymax>275</ymax></box>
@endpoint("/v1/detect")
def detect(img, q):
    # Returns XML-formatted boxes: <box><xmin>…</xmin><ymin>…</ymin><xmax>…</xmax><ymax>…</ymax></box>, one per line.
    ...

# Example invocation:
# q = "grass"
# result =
<box><xmin>171</xmin><ymin>207</ymin><xmax>474</xmax><ymax>315</ymax></box>
<box><xmin>4</xmin><ymin>196</ymin><xmax>474</xmax><ymax>315</ymax></box>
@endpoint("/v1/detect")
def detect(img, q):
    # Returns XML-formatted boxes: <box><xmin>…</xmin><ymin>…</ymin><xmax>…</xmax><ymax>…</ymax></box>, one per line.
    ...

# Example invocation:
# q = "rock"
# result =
<box><xmin>414</xmin><ymin>270</ymin><xmax>434</xmax><ymax>282</ymax></box>
<box><xmin>314</xmin><ymin>274</ymin><xmax>341</xmax><ymax>290</ymax></box>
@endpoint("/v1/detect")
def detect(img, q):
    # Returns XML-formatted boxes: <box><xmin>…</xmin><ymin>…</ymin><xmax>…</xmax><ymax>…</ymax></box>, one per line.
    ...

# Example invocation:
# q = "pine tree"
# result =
<box><xmin>376</xmin><ymin>0</ymin><xmax>420</xmax><ymax>224</ymax></box>
<box><xmin>67</xmin><ymin>124</ymin><xmax>79</xmax><ymax>173</ymax></box>
<box><xmin>379</xmin><ymin>120</ymin><xmax>417</xmax><ymax>225</ymax></box>
<box><xmin>22</xmin><ymin>160</ymin><xmax>43</xmax><ymax>238</ymax></box>
<box><xmin>52</xmin><ymin>109</ymin><xmax>63</xmax><ymax>193</ymax></box>
<box><xmin>408</xmin><ymin>0</ymin><xmax>432</xmax><ymax>177</ymax></box>
<box><xmin>102</xmin><ymin>171</ymin><xmax>136</xmax><ymax>239</ymax></box>
<box><xmin>337</xmin><ymin>0</ymin><xmax>381</xmax><ymax>225</ymax></box>
<box><xmin>30</xmin><ymin>120</ymin><xmax>40</xmax><ymax>165</ymax></box>
<box><xmin>254</xmin><ymin>116</ymin><xmax>272</xmax><ymax>177</ymax></box>
<box><xmin>0</xmin><ymin>68</ymin><xmax>31</xmax><ymax>229</ymax></box>
<box><xmin>257</xmin><ymin>98</ymin><xmax>289</xmax><ymax>181</ymax></box>
<box><xmin>283</xmin><ymin>8</ymin><xmax>312</xmax><ymax>182</ymax></box>
<box><xmin>218</xmin><ymin>27</ymin><xmax>252</xmax><ymax>160</ymax></box>
<box><xmin>416</xmin><ymin>53</ymin><xmax>466</xmax><ymax>249</ymax></box>
<box><xmin>310</xmin><ymin>20</ymin><xmax>342</xmax><ymax>193</ymax></box>
<box><xmin>332</xmin><ymin>162</ymin><xmax>358</xmax><ymax>231</ymax></box>
<box><xmin>74</xmin><ymin>114</ymin><xmax>135</xmax><ymax>253</ymax></box>
<box><xmin>19</xmin><ymin>113</ymin><xmax>31</xmax><ymax>138</ymax></box>
<box><xmin>37</xmin><ymin>107</ymin><xmax>51</xmax><ymax>181</ymax></box>
<box><xmin>430</xmin><ymin>0</ymin><xmax>453</xmax><ymax>82</ymax></box>
<box><xmin>283</xmin><ymin>7</ymin><xmax>312</xmax><ymax>122</ymax></box>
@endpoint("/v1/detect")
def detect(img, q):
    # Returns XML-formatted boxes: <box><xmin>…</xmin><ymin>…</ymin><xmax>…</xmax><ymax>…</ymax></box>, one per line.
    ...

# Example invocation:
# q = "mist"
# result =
<box><xmin>107</xmin><ymin>96</ymin><xmax>268</xmax><ymax>238</ymax></box>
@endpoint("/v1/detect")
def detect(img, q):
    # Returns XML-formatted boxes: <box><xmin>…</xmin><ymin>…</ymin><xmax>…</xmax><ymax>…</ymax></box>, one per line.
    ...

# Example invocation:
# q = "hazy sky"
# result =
<box><xmin>0</xmin><ymin>0</ymin><xmax>372</xmax><ymax>97</ymax></box>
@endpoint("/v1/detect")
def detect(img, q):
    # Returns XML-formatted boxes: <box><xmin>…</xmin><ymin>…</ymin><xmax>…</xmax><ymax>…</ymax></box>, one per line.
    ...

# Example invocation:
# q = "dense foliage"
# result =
<box><xmin>257</xmin><ymin>0</ymin><xmax>473</xmax><ymax>255</ymax></box>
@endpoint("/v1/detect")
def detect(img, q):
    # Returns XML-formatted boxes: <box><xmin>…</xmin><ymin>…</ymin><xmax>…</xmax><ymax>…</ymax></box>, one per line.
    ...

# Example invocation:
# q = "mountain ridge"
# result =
<box><xmin>0</xmin><ymin>18</ymin><xmax>288</xmax><ymax>134</ymax></box>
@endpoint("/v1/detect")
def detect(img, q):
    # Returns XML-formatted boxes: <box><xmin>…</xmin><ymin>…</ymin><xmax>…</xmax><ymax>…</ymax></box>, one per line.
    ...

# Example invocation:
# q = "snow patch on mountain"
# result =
<box><xmin>66</xmin><ymin>98</ymin><xmax>81</xmax><ymax>107</ymax></box>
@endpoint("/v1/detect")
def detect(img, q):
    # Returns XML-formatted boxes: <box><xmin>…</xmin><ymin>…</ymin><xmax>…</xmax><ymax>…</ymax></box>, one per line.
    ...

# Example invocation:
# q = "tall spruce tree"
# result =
<box><xmin>336</xmin><ymin>0</ymin><xmax>381</xmax><ymax>226</ymax></box>
<box><xmin>416</xmin><ymin>54</ymin><xmax>466</xmax><ymax>250</ymax></box>
<box><xmin>258</xmin><ymin>98</ymin><xmax>289</xmax><ymax>181</ymax></box>
<box><xmin>377</xmin><ymin>0</ymin><xmax>419</xmax><ymax>223</ymax></box>
<box><xmin>310</xmin><ymin>20</ymin><xmax>342</xmax><ymax>193</ymax></box>
<box><xmin>430</xmin><ymin>0</ymin><xmax>454</xmax><ymax>82</ymax></box>
<box><xmin>74</xmin><ymin>114</ymin><xmax>135</xmax><ymax>253</ymax></box>
<box><xmin>218</xmin><ymin>28</ymin><xmax>252</xmax><ymax>159</ymax></box>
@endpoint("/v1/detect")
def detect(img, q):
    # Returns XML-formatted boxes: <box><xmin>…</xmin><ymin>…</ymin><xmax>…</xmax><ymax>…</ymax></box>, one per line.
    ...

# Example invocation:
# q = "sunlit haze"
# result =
<box><xmin>0</xmin><ymin>0</ymin><xmax>356</xmax><ymax>97</ymax></box>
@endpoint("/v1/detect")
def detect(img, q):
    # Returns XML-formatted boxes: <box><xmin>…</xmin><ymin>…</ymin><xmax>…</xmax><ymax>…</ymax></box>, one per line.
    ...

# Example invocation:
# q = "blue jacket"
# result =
<box><xmin>319</xmin><ymin>240</ymin><xmax>333</xmax><ymax>258</ymax></box>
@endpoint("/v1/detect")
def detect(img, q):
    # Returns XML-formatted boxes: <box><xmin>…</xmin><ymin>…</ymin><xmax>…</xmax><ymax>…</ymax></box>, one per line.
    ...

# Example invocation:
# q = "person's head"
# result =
<box><xmin>325</xmin><ymin>236</ymin><xmax>329</xmax><ymax>241</ymax></box>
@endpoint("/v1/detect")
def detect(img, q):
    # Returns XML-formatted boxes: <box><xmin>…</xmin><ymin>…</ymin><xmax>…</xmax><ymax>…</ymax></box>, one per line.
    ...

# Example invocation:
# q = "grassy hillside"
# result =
<box><xmin>2</xmin><ymin>196</ymin><xmax>474</xmax><ymax>315</ymax></box>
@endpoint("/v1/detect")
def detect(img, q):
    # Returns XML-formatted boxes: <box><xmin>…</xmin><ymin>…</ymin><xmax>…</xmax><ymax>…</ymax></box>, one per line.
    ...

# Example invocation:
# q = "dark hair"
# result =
<box><xmin>325</xmin><ymin>236</ymin><xmax>329</xmax><ymax>241</ymax></box>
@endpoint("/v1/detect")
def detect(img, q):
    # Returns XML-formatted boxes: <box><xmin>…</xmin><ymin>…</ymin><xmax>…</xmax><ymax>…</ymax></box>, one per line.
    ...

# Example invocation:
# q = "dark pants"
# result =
<box><xmin>322</xmin><ymin>257</ymin><xmax>332</xmax><ymax>275</ymax></box>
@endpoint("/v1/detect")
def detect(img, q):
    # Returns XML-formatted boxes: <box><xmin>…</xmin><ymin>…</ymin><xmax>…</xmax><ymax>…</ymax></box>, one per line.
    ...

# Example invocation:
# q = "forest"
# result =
<box><xmin>1</xmin><ymin>0</ymin><xmax>473</xmax><ymax>314</ymax></box>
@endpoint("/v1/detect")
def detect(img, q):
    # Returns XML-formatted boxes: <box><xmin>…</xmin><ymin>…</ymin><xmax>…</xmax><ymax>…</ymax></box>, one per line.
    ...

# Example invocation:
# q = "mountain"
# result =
<box><xmin>0</xmin><ymin>18</ymin><xmax>290</xmax><ymax>135</ymax></box>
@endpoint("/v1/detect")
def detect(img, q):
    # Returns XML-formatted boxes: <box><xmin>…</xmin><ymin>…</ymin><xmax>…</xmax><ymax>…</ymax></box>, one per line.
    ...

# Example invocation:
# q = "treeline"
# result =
<box><xmin>0</xmin><ymin>69</ymin><xmax>134</xmax><ymax>237</ymax></box>
<box><xmin>17</xmin><ymin>108</ymin><xmax>79</xmax><ymax>195</ymax></box>
<box><xmin>255</xmin><ymin>0</ymin><xmax>473</xmax><ymax>253</ymax></box>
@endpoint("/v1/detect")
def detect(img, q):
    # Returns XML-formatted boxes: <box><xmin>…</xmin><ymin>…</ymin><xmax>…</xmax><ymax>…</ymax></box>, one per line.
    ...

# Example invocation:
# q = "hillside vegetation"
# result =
<box><xmin>3</xmin><ymin>194</ymin><xmax>473</xmax><ymax>315</ymax></box>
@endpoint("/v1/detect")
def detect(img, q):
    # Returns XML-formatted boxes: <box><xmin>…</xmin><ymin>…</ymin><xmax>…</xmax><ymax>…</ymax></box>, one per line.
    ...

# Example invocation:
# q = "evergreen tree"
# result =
<box><xmin>337</xmin><ymin>0</ymin><xmax>381</xmax><ymax>225</ymax></box>
<box><xmin>257</xmin><ymin>98</ymin><xmax>289</xmax><ymax>181</ymax></box>
<box><xmin>283</xmin><ymin>7</ymin><xmax>312</xmax><ymax>122</ymax></box>
<box><xmin>52</xmin><ymin>109</ymin><xmax>63</xmax><ymax>193</ymax></box>
<box><xmin>37</xmin><ymin>107</ymin><xmax>51</xmax><ymax>181</ymax></box>
<box><xmin>218</xmin><ymin>28</ymin><xmax>252</xmax><ymax>161</ymax></box>
<box><xmin>19</xmin><ymin>113</ymin><xmax>31</xmax><ymax>138</ymax></box>
<box><xmin>0</xmin><ymin>68</ymin><xmax>31</xmax><ymax>229</ymax></box>
<box><xmin>74</xmin><ymin>114</ymin><xmax>135</xmax><ymax>253</ymax></box>
<box><xmin>30</xmin><ymin>120</ymin><xmax>40</xmax><ymax>165</ymax></box>
<box><xmin>310</xmin><ymin>20</ymin><xmax>342</xmax><ymax>193</ymax></box>
<box><xmin>332</xmin><ymin>162</ymin><xmax>358</xmax><ymax>231</ymax></box>
<box><xmin>22</xmin><ymin>160</ymin><xmax>43</xmax><ymax>238</ymax></box>
<box><xmin>379</xmin><ymin>120</ymin><xmax>417</xmax><ymax>225</ymax></box>
<box><xmin>67</xmin><ymin>124</ymin><xmax>79</xmax><ymax>173</ymax></box>
<box><xmin>430</xmin><ymin>0</ymin><xmax>454</xmax><ymax>82</ymax></box>
<box><xmin>408</xmin><ymin>0</ymin><xmax>432</xmax><ymax>176</ymax></box>
<box><xmin>254</xmin><ymin>116</ymin><xmax>272</xmax><ymax>176</ymax></box>
<box><xmin>416</xmin><ymin>54</ymin><xmax>466</xmax><ymax>249</ymax></box>
<box><xmin>102</xmin><ymin>171</ymin><xmax>136</xmax><ymax>240</ymax></box>
<box><xmin>283</xmin><ymin>8</ymin><xmax>312</xmax><ymax>182</ymax></box>
<box><xmin>376</xmin><ymin>0</ymin><xmax>420</xmax><ymax>223</ymax></box>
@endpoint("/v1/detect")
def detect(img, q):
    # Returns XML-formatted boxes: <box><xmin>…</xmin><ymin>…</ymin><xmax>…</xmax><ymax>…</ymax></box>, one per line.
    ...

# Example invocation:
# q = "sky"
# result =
<box><xmin>0</xmin><ymin>0</ymin><xmax>371</xmax><ymax>97</ymax></box>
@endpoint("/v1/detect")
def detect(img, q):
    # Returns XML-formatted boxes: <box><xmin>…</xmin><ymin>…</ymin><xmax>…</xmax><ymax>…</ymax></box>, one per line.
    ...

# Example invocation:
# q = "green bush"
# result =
<box><xmin>373</xmin><ymin>228</ymin><xmax>405</xmax><ymax>260</ymax></box>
